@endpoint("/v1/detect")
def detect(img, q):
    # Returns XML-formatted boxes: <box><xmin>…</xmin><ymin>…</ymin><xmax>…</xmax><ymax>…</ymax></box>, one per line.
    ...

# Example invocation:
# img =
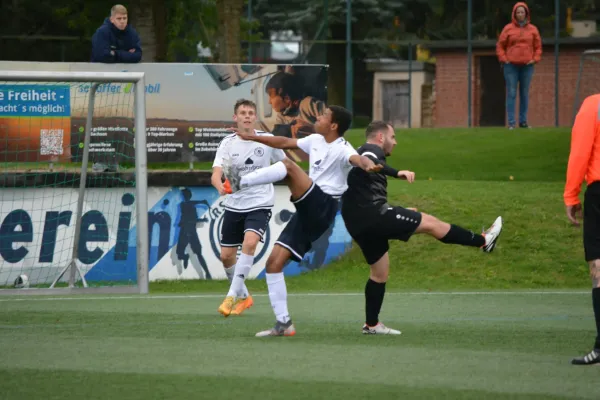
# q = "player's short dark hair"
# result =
<box><xmin>329</xmin><ymin>105</ymin><xmax>353</xmax><ymax>137</ymax></box>
<box><xmin>265</xmin><ymin>72</ymin><xmax>303</xmax><ymax>101</ymax></box>
<box><xmin>365</xmin><ymin>120</ymin><xmax>392</xmax><ymax>139</ymax></box>
<box><xmin>234</xmin><ymin>99</ymin><xmax>257</xmax><ymax>114</ymax></box>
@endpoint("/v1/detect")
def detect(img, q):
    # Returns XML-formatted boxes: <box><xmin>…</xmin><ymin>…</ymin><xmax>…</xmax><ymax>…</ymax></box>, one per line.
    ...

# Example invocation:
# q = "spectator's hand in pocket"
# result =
<box><xmin>527</xmin><ymin>60</ymin><xmax>535</xmax><ymax>65</ymax></box>
<box><xmin>129</xmin><ymin>49</ymin><xmax>136</xmax><ymax>53</ymax></box>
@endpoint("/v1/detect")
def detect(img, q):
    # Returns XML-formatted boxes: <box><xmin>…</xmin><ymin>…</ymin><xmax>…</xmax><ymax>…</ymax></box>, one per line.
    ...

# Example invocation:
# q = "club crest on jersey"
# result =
<box><xmin>254</xmin><ymin>147</ymin><xmax>264</xmax><ymax>157</ymax></box>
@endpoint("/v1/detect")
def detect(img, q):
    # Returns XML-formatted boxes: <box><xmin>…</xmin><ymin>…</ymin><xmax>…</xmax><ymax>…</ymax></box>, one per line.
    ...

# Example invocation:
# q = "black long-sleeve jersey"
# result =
<box><xmin>341</xmin><ymin>143</ymin><xmax>400</xmax><ymax>227</ymax></box>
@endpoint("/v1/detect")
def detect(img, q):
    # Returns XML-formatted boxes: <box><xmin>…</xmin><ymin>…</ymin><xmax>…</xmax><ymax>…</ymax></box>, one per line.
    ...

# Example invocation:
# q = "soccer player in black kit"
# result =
<box><xmin>341</xmin><ymin>121</ymin><xmax>503</xmax><ymax>335</ymax></box>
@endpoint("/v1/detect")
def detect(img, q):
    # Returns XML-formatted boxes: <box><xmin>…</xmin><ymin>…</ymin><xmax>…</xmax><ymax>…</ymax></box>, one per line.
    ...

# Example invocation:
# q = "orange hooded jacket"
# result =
<box><xmin>496</xmin><ymin>2</ymin><xmax>542</xmax><ymax>65</ymax></box>
<box><xmin>564</xmin><ymin>95</ymin><xmax>600</xmax><ymax>206</ymax></box>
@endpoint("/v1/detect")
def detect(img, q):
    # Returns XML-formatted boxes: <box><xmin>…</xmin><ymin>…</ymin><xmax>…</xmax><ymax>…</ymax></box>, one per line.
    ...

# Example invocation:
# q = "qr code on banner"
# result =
<box><xmin>40</xmin><ymin>129</ymin><xmax>64</xmax><ymax>155</ymax></box>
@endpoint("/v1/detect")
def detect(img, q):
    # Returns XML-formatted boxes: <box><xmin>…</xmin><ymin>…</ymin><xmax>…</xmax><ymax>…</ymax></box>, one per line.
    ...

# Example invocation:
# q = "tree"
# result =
<box><xmin>129</xmin><ymin>0</ymin><xmax>165</xmax><ymax>62</ymax></box>
<box><xmin>216</xmin><ymin>0</ymin><xmax>244</xmax><ymax>62</ymax></box>
<box><xmin>423</xmin><ymin>0</ymin><xmax>594</xmax><ymax>40</ymax></box>
<box><xmin>166</xmin><ymin>0</ymin><xmax>260</xmax><ymax>62</ymax></box>
<box><xmin>0</xmin><ymin>0</ymin><xmax>258</xmax><ymax>63</ymax></box>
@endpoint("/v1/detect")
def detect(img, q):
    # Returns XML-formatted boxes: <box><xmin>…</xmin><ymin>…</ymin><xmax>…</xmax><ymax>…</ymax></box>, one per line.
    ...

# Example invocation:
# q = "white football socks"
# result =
<box><xmin>266</xmin><ymin>272</ymin><xmax>290</xmax><ymax>323</ymax></box>
<box><xmin>227</xmin><ymin>253</ymin><xmax>252</xmax><ymax>298</ymax></box>
<box><xmin>224</xmin><ymin>265</ymin><xmax>235</xmax><ymax>282</ymax></box>
<box><xmin>240</xmin><ymin>161</ymin><xmax>287</xmax><ymax>187</ymax></box>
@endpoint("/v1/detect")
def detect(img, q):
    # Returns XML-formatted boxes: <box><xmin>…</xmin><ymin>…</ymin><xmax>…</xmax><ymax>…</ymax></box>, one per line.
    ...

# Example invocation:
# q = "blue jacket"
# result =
<box><xmin>91</xmin><ymin>18</ymin><xmax>142</xmax><ymax>63</ymax></box>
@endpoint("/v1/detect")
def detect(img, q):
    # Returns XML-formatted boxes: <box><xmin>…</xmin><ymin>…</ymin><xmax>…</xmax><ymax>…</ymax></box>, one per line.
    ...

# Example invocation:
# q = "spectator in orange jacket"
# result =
<box><xmin>496</xmin><ymin>2</ymin><xmax>542</xmax><ymax>129</ymax></box>
<box><xmin>564</xmin><ymin>94</ymin><xmax>600</xmax><ymax>366</ymax></box>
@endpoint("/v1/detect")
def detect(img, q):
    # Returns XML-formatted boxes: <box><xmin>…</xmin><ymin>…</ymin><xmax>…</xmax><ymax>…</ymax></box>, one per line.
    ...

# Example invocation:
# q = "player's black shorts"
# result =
<box><xmin>343</xmin><ymin>205</ymin><xmax>422</xmax><ymax>265</ymax></box>
<box><xmin>275</xmin><ymin>182</ymin><xmax>339</xmax><ymax>261</ymax></box>
<box><xmin>584</xmin><ymin>181</ymin><xmax>600</xmax><ymax>261</ymax></box>
<box><xmin>220</xmin><ymin>209</ymin><xmax>272</xmax><ymax>247</ymax></box>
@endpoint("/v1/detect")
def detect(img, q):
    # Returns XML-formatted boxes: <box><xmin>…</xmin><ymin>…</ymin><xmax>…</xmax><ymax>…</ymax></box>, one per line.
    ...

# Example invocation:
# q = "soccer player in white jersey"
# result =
<box><xmin>211</xmin><ymin>99</ymin><xmax>287</xmax><ymax>317</ymax></box>
<box><xmin>232</xmin><ymin>105</ymin><xmax>382</xmax><ymax>336</ymax></box>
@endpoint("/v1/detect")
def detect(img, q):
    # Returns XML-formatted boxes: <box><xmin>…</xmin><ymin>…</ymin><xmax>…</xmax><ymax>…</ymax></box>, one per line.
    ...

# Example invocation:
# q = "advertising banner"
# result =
<box><xmin>0</xmin><ymin>61</ymin><xmax>329</xmax><ymax>163</ymax></box>
<box><xmin>0</xmin><ymin>186</ymin><xmax>352</xmax><ymax>285</ymax></box>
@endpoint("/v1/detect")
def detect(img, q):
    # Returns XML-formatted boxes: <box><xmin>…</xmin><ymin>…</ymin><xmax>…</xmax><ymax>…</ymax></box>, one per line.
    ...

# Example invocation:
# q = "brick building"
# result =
<box><xmin>429</xmin><ymin>37</ymin><xmax>600</xmax><ymax>128</ymax></box>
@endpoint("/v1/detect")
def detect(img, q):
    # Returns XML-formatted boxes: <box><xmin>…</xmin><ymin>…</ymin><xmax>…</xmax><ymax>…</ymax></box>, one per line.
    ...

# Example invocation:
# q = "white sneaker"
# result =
<box><xmin>482</xmin><ymin>216</ymin><xmax>503</xmax><ymax>253</ymax></box>
<box><xmin>256</xmin><ymin>321</ymin><xmax>296</xmax><ymax>337</ymax></box>
<box><xmin>362</xmin><ymin>322</ymin><xmax>401</xmax><ymax>335</ymax></box>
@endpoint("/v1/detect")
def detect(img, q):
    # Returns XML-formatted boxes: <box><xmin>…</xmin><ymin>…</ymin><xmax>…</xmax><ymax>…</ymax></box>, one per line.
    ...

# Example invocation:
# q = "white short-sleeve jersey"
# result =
<box><xmin>212</xmin><ymin>130</ymin><xmax>287</xmax><ymax>212</ymax></box>
<box><xmin>296</xmin><ymin>134</ymin><xmax>358</xmax><ymax>197</ymax></box>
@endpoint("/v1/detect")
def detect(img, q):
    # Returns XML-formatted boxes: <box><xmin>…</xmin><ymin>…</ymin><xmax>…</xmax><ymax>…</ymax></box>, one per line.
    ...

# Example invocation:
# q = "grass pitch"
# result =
<box><xmin>0</xmin><ymin>292</ymin><xmax>597</xmax><ymax>400</ymax></box>
<box><xmin>2</xmin><ymin>127</ymin><xmax>596</xmax><ymax>400</ymax></box>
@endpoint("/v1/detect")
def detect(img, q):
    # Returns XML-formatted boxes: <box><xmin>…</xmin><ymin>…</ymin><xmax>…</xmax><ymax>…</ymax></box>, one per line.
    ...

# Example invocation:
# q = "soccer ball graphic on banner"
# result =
<box><xmin>13</xmin><ymin>274</ymin><xmax>30</xmax><ymax>289</ymax></box>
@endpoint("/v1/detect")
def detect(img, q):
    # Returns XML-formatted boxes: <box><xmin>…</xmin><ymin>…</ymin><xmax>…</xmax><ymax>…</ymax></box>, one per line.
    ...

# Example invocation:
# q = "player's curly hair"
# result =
<box><xmin>234</xmin><ymin>99</ymin><xmax>257</xmax><ymax>114</ymax></box>
<box><xmin>329</xmin><ymin>105</ymin><xmax>353</xmax><ymax>137</ymax></box>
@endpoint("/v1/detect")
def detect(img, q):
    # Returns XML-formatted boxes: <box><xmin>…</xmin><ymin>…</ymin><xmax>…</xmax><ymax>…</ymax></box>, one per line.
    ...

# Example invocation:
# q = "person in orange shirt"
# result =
<box><xmin>564</xmin><ymin>94</ymin><xmax>600</xmax><ymax>365</ymax></box>
<box><xmin>496</xmin><ymin>2</ymin><xmax>542</xmax><ymax>129</ymax></box>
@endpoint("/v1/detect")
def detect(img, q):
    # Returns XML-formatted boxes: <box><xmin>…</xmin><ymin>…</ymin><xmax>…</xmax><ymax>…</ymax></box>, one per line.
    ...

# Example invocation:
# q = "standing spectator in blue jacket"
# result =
<box><xmin>91</xmin><ymin>4</ymin><xmax>142</xmax><ymax>63</ymax></box>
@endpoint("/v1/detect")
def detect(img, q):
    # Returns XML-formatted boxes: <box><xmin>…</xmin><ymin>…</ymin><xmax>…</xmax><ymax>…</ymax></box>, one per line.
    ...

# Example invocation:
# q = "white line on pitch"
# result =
<box><xmin>0</xmin><ymin>290</ymin><xmax>589</xmax><ymax>302</ymax></box>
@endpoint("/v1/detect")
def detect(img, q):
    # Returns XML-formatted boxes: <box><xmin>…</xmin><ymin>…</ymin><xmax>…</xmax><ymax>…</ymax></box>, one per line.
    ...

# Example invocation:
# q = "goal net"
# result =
<box><xmin>572</xmin><ymin>49</ymin><xmax>600</xmax><ymax>124</ymax></box>
<box><xmin>0</xmin><ymin>71</ymin><xmax>149</xmax><ymax>295</ymax></box>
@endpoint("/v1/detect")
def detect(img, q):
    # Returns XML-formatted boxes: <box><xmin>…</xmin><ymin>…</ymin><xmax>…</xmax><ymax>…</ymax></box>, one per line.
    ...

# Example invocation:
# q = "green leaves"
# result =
<box><xmin>166</xmin><ymin>0</ymin><xmax>261</xmax><ymax>62</ymax></box>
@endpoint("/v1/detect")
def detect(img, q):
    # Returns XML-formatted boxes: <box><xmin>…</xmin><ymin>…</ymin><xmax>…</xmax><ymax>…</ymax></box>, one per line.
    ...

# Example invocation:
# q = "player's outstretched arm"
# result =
<box><xmin>236</xmin><ymin>130</ymin><xmax>299</xmax><ymax>150</ymax></box>
<box><xmin>348</xmin><ymin>154</ymin><xmax>383</xmax><ymax>173</ymax></box>
<box><xmin>361</xmin><ymin>152</ymin><xmax>415</xmax><ymax>182</ymax></box>
<box><xmin>379</xmin><ymin>162</ymin><xmax>415</xmax><ymax>182</ymax></box>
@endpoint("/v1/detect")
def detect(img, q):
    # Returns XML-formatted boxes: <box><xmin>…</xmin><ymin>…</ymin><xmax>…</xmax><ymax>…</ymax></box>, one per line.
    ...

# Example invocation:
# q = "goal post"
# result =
<box><xmin>572</xmin><ymin>49</ymin><xmax>600</xmax><ymax>124</ymax></box>
<box><xmin>0</xmin><ymin>70</ymin><xmax>149</xmax><ymax>295</ymax></box>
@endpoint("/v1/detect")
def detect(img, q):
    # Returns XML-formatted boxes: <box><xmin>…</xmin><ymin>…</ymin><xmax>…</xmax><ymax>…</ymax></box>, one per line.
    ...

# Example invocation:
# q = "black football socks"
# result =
<box><xmin>365</xmin><ymin>279</ymin><xmax>386</xmax><ymax>327</ymax></box>
<box><xmin>440</xmin><ymin>224</ymin><xmax>486</xmax><ymax>247</ymax></box>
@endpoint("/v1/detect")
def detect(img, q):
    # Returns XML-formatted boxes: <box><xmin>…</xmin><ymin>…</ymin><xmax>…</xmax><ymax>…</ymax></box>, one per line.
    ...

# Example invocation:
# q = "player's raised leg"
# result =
<box><xmin>241</xmin><ymin>158</ymin><xmax>313</xmax><ymax>200</ymax></box>
<box><xmin>415</xmin><ymin>212</ymin><xmax>503</xmax><ymax>253</ymax></box>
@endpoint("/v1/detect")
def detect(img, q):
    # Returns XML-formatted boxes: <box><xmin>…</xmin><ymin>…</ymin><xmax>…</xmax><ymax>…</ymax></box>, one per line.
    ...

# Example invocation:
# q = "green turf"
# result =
<box><xmin>344</xmin><ymin>127</ymin><xmax>571</xmax><ymax>182</ymax></box>
<box><xmin>0</xmin><ymin>292</ymin><xmax>597</xmax><ymax>400</ymax></box>
<box><xmin>3</xmin><ymin>127</ymin><xmax>595</xmax><ymax>399</ymax></box>
<box><xmin>3</xmin><ymin>127</ymin><xmax>570</xmax><ymax>178</ymax></box>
